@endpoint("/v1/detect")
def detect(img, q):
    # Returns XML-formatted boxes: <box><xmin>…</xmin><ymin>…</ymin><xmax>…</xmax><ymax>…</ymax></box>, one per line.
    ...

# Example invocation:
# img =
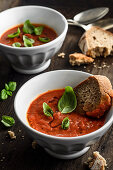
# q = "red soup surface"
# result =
<box><xmin>0</xmin><ymin>24</ymin><xmax>57</xmax><ymax>47</ymax></box>
<box><xmin>27</xmin><ymin>89</ymin><xmax>106</xmax><ymax>137</ymax></box>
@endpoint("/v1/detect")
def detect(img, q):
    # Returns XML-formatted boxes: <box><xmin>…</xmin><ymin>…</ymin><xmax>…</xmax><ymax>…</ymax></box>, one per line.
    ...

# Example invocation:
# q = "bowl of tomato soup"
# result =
<box><xmin>0</xmin><ymin>6</ymin><xmax>68</xmax><ymax>74</ymax></box>
<box><xmin>14</xmin><ymin>70</ymin><xmax>113</xmax><ymax>159</ymax></box>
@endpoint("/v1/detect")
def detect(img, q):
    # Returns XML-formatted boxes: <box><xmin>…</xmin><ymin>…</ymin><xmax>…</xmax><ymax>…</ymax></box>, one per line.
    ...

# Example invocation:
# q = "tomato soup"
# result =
<box><xmin>0</xmin><ymin>24</ymin><xmax>57</xmax><ymax>47</ymax></box>
<box><xmin>27</xmin><ymin>89</ymin><xmax>106</xmax><ymax>137</ymax></box>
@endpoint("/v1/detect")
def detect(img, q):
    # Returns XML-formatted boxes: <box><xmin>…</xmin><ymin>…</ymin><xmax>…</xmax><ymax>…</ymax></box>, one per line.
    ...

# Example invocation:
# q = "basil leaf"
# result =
<box><xmin>8</xmin><ymin>28</ymin><xmax>20</xmax><ymax>38</ymax></box>
<box><xmin>6</xmin><ymin>91</ymin><xmax>12</xmax><ymax>96</ymax></box>
<box><xmin>58</xmin><ymin>86</ymin><xmax>77</xmax><ymax>113</ymax></box>
<box><xmin>34</xmin><ymin>26</ymin><xmax>44</xmax><ymax>35</ymax></box>
<box><xmin>23</xmin><ymin>20</ymin><xmax>34</xmax><ymax>34</ymax></box>
<box><xmin>1</xmin><ymin>115</ymin><xmax>15</xmax><ymax>127</ymax></box>
<box><xmin>12</xmin><ymin>42</ymin><xmax>21</xmax><ymax>47</ymax></box>
<box><xmin>23</xmin><ymin>35</ymin><xmax>34</xmax><ymax>47</ymax></box>
<box><xmin>0</xmin><ymin>89</ymin><xmax>8</xmax><ymax>100</ymax></box>
<box><xmin>0</xmin><ymin>82</ymin><xmax>16</xmax><ymax>100</ymax></box>
<box><xmin>43</xmin><ymin>102</ymin><xmax>53</xmax><ymax>117</ymax></box>
<box><xmin>5</xmin><ymin>83</ymin><xmax>9</xmax><ymax>91</ymax></box>
<box><xmin>61</xmin><ymin>117</ymin><xmax>70</xmax><ymax>130</ymax></box>
<box><xmin>39</xmin><ymin>37</ymin><xmax>50</xmax><ymax>43</ymax></box>
<box><xmin>8</xmin><ymin>82</ymin><xmax>17</xmax><ymax>92</ymax></box>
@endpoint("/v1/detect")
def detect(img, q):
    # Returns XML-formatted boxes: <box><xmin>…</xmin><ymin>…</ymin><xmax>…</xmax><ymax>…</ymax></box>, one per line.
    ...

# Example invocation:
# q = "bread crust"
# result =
<box><xmin>69</xmin><ymin>52</ymin><xmax>94</xmax><ymax>66</ymax></box>
<box><xmin>78</xmin><ymin>26</ymin><xmax>113</xmax><ymax>58</ymax></box>
<box><xmin>74</xmin><ymin>75</ymin><xmax>113</xmax><ymax>118</ymax></box>
<box><xmin>94</xmin><ymin>75</ymin><xmax>113</xmax><ymax>97</ymax></box>
<box><xmin>87</xmin><ymin>151</ymin><xmax>107</xmax><ymax>170</ymax></box>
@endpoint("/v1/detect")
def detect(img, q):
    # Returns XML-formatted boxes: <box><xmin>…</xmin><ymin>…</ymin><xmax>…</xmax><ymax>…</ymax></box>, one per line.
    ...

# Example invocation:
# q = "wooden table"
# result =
<box><xmin>0</xmin><ymin>0</ymin><xmax>113</xmax><ymax>169</ymax></box>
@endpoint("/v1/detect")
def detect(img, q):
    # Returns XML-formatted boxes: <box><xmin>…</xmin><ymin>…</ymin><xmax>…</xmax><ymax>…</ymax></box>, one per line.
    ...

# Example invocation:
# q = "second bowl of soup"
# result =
<box><xmin>14</xmin><ymin>70</ymin><xmax>113</xmax><ymax>159</ymax></box>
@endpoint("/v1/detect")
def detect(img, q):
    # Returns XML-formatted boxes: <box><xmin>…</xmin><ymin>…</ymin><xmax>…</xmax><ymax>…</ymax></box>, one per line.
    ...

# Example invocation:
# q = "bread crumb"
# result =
<box><xmin>103</xmin><ymin>65</ymin><xmax>107</xmax><ymax>68</ymax></box>
<box><xmin>32</xmin><ymin>140</ymin><xmax>38</xmax><ymax>149</ymax></box>
<box><xmin>0</xmin><ymin>155</ymin><xmax>5</xmax><ymax>164</ymax></box>
<box><xmin>88</xmin><ymin>157</ymin><xmax>92</xmax><ymax>161</ymax></box>
<box><xmin>21</xmin><ymin>135</ymin><xmax>24</xmax><ymax>139</ymax></box>
<box><xmin>69</xmin><ymin>52</ymin><xmax>94</xmax><ymax>66</ymax></box>
<box><xmin>8</xmin><ymin>131</ymin><xmax>16</xmax><ymax>139</ymax></box>
<box><xmin>58</xmin><ymin>52</ymin><xmax>65</xmax><ymax>58</ymax></box>
<box><xmin>93</xmin><ymin>61</ymin><xmax>110</xmax><ymax>69</ymax></box>
<box><xmin>94</xmin><ymin>65</ymin><xmax>97</xmax><ymax>68</ymax></box>
<box><xmin>86</xmin><ymin>151</ymin><xmax>107</xmax><ymax>170</ymax></box>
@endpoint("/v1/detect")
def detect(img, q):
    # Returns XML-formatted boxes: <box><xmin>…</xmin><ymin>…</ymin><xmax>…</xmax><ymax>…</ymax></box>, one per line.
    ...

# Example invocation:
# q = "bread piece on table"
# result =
<box><xmin>74</xmin><ymin>75</ymin><xmax>113</xmax><ymax>118</ymax></box>
<box><xmin>69</xmin><ymin>52</ymin><xmax>94</xmax><ymax>66</ymax></box>
<box><xmin>88</xmin><ymin>151</ymin><xmax>107</xmax><ymax>170</ymax></box>
<box><xmin>78</xmin><ymin>26</ymin><xmax>113</xmax><ymax>58</ymax></box>
<box><xmin>8</xmin><ymin>131</ymin><xmax>16</xmax><ymax>139</ymax></box>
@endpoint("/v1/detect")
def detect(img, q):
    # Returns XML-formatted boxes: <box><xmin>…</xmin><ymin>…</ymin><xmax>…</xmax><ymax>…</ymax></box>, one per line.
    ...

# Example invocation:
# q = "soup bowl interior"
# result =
<box><xmin>14</xmin><ymin>70</ymin><xmax>113</xmax><ymax>159</ymax></box>
<box><xmin>0</xmin><ymin>6</ymin><xmax>65</xmax><ymax>36</ymax></box>
<box><xmin>0</xmin><ymin>6</ymin><xmax>68</xmax><ymax>74</ymax></box>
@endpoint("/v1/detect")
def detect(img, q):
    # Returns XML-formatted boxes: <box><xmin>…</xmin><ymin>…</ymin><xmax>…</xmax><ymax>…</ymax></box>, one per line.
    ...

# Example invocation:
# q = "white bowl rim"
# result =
<box><xmin>14</xmin><ymin>70</ymin><xmax>113</xmax><ymax>140</ymax></box>
<box><xmin>0</xmin><ymin>5</ymin><xmax>68</xmax><ymax>50</ymax></box>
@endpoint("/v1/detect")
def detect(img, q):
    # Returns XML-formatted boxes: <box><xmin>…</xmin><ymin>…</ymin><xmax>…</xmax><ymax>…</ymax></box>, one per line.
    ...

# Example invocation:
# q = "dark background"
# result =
<box><xmin>0</xmin><ymin>0</ymin><xmax>113</xmax><ymax>169</ymax></box>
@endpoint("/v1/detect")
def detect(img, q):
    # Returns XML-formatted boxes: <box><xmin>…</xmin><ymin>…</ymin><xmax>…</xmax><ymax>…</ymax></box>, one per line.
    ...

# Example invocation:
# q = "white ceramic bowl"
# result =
<box><xmin>14</xmin><ymin>70</ymin><xmax>113</xmax><ymax>159</ymax></box>
<box><xmin>0</xmin><ymin>6</ymin><xmax>68</xmax><ymax>74</ymax></box>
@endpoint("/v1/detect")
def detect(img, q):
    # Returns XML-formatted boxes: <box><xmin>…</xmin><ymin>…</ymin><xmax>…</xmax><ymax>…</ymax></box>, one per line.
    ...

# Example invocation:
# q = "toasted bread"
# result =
<box><xmin>74</xmin><ymin>75</ymin><xmax>113</xmax><ymax>118</ymax></box>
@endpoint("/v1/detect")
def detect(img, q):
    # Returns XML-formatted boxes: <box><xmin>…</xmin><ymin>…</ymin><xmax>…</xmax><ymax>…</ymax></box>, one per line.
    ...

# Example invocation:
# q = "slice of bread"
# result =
<box><xmin>74</xmin><ymin>75</ymin><xmax>113</xmax><ymax>118</ymax></box>
<box><xmin>78</xmin><ymin>26</ymin><xmax>113</xmax><ymax>58</ymax></box>
<box><xmin>69</xmin><ymin>52</ymin><xmax>94</xmax><ymax>66</ymax></box>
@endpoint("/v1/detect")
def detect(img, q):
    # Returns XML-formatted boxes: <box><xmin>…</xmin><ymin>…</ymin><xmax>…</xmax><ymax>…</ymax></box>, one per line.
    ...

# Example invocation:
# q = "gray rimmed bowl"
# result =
<box><xmin>14</xmin><ymin>70</ymin><xmax>113</xmax><ymax>159</ymax></box>
<box><xmin>0</xmin><ymin>6</ymin><xmax>68</xmax><ymax>74</ymax></box>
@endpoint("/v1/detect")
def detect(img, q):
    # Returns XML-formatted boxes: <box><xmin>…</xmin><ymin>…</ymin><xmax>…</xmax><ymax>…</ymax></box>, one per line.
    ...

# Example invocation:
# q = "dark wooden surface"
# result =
<box><xmin>0</xmin><ymin>0</ymin><xmax>113</xmax><ymax>169</ymax></box>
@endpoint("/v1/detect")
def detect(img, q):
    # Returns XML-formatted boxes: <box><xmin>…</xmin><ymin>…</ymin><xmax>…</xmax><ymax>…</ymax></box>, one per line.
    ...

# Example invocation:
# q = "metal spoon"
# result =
<box><xmin>68</xmin><ymin>18</ymin><xmax>113</xmax><ymax>31</ymax></box>
<box><xmin>67</xmin><ymin>7</ymin><xmax>109</xmax><ymax>25</ymax></box>
<box><xmin>89</xmin><ymin>18</ymin><xmax>113</xmax><ymax>30</ymax></box>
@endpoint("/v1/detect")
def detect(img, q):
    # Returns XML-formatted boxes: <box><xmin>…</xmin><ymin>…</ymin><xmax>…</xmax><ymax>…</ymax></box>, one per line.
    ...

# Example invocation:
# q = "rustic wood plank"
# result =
<box><xmin>0</xmin><ymin>0</ymin><xmax>20</xmax><ymax>12</ymax></box>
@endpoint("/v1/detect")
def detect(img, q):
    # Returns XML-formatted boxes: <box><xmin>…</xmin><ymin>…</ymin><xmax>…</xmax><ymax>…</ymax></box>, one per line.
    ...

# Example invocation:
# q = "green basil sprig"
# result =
<box><xmin>43</xmin><ymin>102</ymin><xmax>53</xmax><ymax>117</ymax></box>
<box><xmin>23</xmin><ymin>20</ymin><xmax>35</xmax><ymax>34</ymax></box>
<box><xmin>6</xmin><ymin>91</ymin><xmax>12</xmax><ymax>96</ymax></box>
<box><xmin>61</xmin><ymin>117</ymin><xmax>70</xmax><ymax>130</ymax></box>
<box><xmin>0</xmin><ymin>89</ymin><xmax>9</xmax><ymax>100</ymax></box>
<box><xmin>0</xmin><ymin>82</ymin><xmax>17</xmax><ymax>100</ymax></box>
<box><xmin>1</xmin><ymin>115</ymin><xmax>15</xmax><ymax>127</ymax></box>
<box><xmin>12</xmin><ymin>42</ymin><xmax>21</xmax><ymax>47</ymax></box>
<box><xmin>23</xmin><ymin>35</ymin><xmax>34</xmax><ymax>47</ymax></box>
<box><xmin>8</xmin><ymin>82</ymin><xmax>16</xmax><ymax>91</ymax></box>
<box><xmin>58</xmin><ymin>86</ymin><xmax>77</xmax><ymax>113</ymax></box>
<box><xmin>39</xmin><ymin>37</ymin><xmax>50</xmax><ymax>43</ymax></box>
<box><xmin>8</xmin><ymin>28</ymin><xmax>20</xmax><ymax>38</ymax></box>
<box><xmin>34</xmin><ymin>26</ymin><xmax>44</xmax><ymax>35</ymax></box>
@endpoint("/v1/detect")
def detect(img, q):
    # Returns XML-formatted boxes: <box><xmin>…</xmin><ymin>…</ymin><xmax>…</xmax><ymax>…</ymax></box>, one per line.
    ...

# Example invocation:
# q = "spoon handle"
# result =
<box><xmin>91</xmin><ymin>18</ymin><xmax>113</xmax><ymax>30</ymax></box>
<box><xmin>67</xmin><ymin>19</ymin><xmax>87</xmax><ymax>30</ymax></box>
